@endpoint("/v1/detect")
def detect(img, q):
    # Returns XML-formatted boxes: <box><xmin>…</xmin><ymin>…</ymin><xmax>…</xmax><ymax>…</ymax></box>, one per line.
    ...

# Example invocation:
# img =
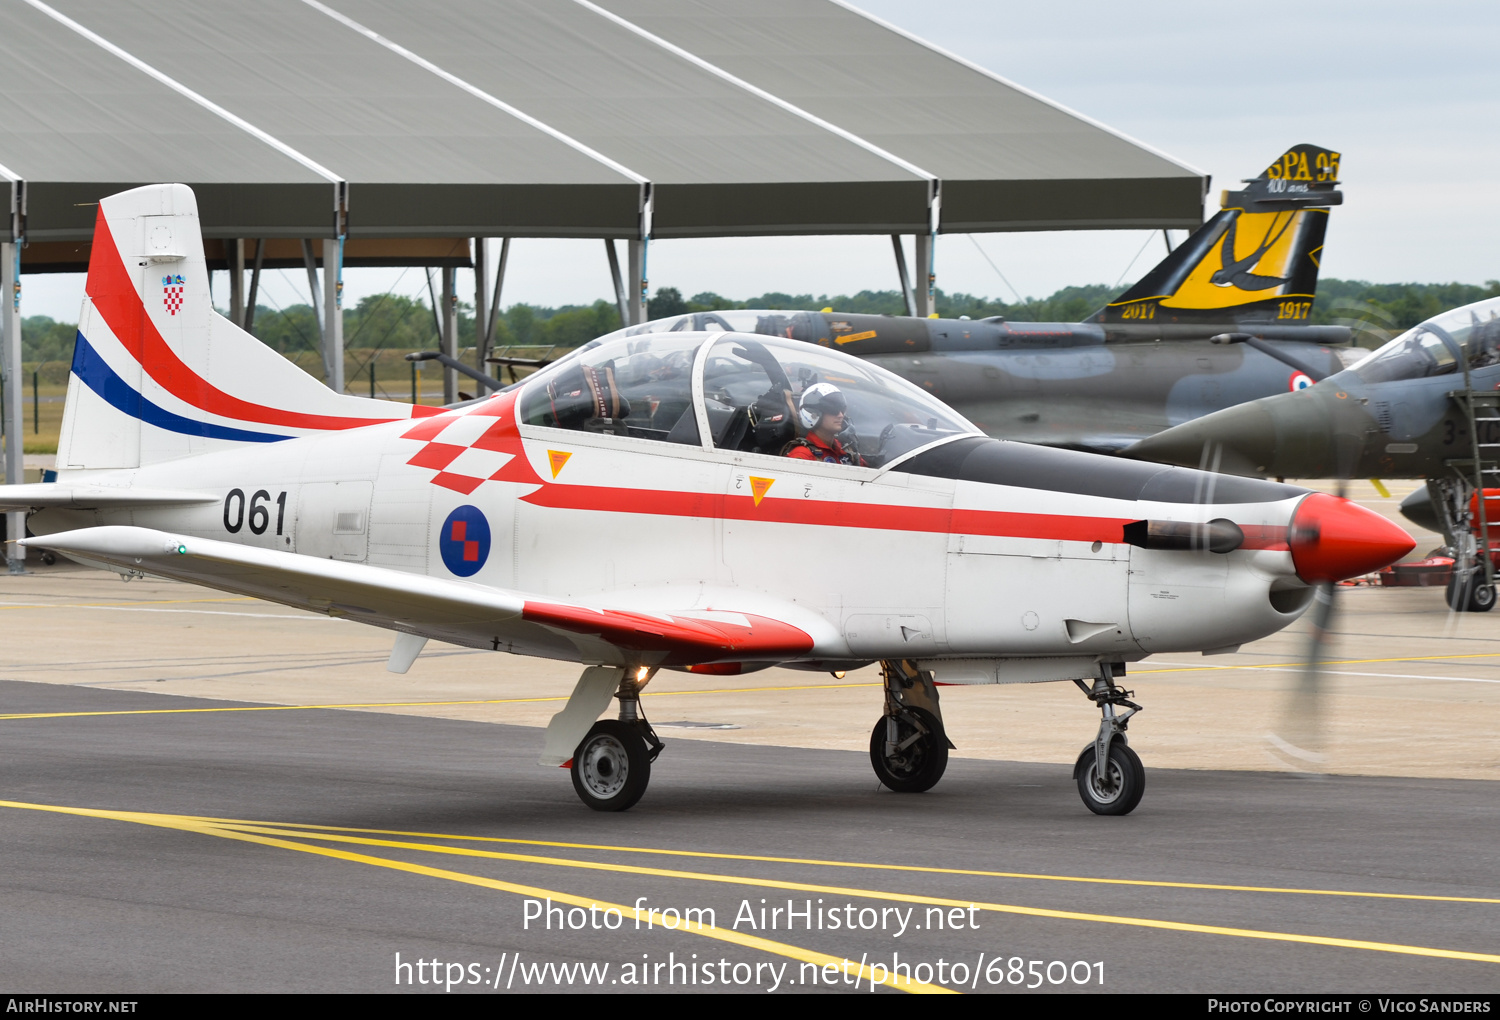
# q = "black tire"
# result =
<box><xmin>869</xmin><ymin>708</ymin><xmax>948</xmax><ymax>793</ymax></box>
<box><xmin>570</xmin><ymin>720</ymin><xmax>651</xmax><ymax>812</ymax></box>
<box><xmin>1446</xmin><ymin>570</ymin><xmax>1497</xmax><ymax>613</ymax></box>
<box><xmin>1074</xmin><ymin>741</ymin><xmax>1145</xmax><ymax>816</ymax></box>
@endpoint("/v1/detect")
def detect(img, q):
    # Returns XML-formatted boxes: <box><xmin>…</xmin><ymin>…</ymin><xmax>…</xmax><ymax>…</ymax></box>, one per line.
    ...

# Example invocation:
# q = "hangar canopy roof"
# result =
<box><xmin>0</xmin><ymin>0</ymin><xmax>1206</xmax><ymax>244</ymax></box>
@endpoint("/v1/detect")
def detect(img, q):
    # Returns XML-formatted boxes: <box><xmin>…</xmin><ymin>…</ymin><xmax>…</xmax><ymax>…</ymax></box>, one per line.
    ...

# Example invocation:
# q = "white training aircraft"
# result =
<box><xmin>1</xmin><ymin>185</ymin><xmax>1415</xmax><ymax>815</ymax></box>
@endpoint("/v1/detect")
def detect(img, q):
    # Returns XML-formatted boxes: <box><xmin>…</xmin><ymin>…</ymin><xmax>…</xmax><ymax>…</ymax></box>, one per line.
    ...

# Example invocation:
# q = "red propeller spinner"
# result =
<box><xmin>1288</xmin><ymin>492</ymin><xmax>1416</xmax><ymax>584</ymax></box>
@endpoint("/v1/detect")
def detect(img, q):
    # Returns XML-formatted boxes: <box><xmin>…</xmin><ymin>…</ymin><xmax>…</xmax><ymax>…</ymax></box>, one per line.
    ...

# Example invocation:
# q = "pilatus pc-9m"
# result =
<box><xmin>596</xmin><ymin>145</ymin><xmax>1355</xmax><ymax>453</ymax></box>
<box><xmin>1</xmin><ymin>185</ymin><xmax>1411</xmax><ymax>815</ymax></box>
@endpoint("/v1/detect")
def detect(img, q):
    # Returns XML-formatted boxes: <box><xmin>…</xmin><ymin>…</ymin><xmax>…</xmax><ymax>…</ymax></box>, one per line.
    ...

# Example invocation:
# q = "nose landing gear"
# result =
<box><xmin>869</xmin><ymin>660</ymin><xmax>954</xmax><ymax>793</ymax></box>
<box><xmin>1073</xmin><ymin>666</ymin><xmax>1145</xmax><ymax>815</ymax></box>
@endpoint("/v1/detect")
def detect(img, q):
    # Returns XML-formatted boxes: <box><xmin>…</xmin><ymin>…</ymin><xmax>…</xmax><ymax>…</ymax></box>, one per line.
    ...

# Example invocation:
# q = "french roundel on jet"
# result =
<box><xmin>1289</xmin><ymin>371</ymin><xmax>1314</xmax><ymax>391</ymax></box>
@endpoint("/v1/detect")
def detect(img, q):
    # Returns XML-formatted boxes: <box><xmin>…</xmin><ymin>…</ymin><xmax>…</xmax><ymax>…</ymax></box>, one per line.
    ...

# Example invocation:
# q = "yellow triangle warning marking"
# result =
<box><xmin>749</xmin><ymin>476</ymin><xmax>775</xmax><ymax>506</ymax></box>
<box><xmin>547</xmin><ymin>450</ymin><xmax>572</xmax><ymax>478</ymax></box>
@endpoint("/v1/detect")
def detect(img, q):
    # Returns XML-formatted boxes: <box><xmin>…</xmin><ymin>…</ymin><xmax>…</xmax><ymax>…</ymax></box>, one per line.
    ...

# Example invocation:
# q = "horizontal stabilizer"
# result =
<box><xmin>0</xmin><ymin>484</ymin><xmax>216</xmax><ymax>513</ymax></box>
<box><xmin>21</xmin><ymin>527</ymin><xmax>819</xmax><ymax>666</ymax></box>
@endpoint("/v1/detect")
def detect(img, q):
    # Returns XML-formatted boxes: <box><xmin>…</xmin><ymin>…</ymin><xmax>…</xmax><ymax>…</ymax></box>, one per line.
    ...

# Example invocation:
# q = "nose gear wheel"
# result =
<box><xmin>1073</xmin><ymin>667</ymin><xmax>1145</xmax><ymax>815</ymax></box>
<box><xmin>1073</xmin><ymin>740</ymin><xmax>1145</xmax><ymax>815</ymax></box>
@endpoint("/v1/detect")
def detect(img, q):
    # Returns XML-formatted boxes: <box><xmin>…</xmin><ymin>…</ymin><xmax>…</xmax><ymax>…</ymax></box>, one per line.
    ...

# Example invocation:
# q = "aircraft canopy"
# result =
<box><xmin>519</xmin><ymin>331</ymin><xmax>976</xmax><ymax>466</ymax></box>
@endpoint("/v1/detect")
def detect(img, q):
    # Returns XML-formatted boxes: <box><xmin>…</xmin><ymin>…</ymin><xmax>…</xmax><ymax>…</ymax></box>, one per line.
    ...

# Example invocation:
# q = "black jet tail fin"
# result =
<box><xmin>1094</xmin><ymin>144</ymin><xmax>1342</xmax><ymax>326</ymax></box>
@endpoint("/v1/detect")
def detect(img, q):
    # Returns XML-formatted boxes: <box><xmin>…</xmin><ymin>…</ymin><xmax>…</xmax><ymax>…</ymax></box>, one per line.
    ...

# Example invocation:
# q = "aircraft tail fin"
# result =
<box><xmin>1095</xmin><ymin>144</ymin><xmax>1342</xmax><ymax>327</ymax></box>
<box><xmin>56</xmin><ymin>184</ymin><xmax>436</xmax><ymax>472</ymax></box>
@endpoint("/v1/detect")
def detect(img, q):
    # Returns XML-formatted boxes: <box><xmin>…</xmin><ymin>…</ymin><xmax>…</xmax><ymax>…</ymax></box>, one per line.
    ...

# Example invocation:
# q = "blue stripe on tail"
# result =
<box><xmin>71</xmin><ymin>332</ymin><xmax>291</xmax><ymax>444</ymax></box>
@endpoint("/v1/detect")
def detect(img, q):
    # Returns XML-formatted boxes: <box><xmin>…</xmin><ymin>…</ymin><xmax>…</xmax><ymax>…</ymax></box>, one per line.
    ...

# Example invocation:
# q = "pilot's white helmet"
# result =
<box><xmin>798</xmin><ymin>382</ymin><xmax>848</xmax><ymax>430</ymax></box>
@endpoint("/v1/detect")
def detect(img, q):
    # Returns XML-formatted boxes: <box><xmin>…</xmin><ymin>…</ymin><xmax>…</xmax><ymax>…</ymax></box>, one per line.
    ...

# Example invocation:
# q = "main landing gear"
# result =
<box><xmin>870</xmin><ymin>660</ymin><xmax>955</xmax><ymax>793</ymax></box>
<box><xmin>572</xmin><ymin>671</ymin><xmax>664</xmax><ymax>812</ymax></box>
<box><xmin>1072</xmin><ymin>666</ymin><xmax>1145</xmax><ymax>816</ymax></box>
<box><xmin>542</xmin><ymin>666</ymin><xmax>664</xmax><ymax>812</ymax></box>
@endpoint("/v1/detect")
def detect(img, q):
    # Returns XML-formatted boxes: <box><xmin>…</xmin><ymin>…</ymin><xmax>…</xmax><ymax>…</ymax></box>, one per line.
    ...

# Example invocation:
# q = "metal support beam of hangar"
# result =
<box><xmin>0</xmin><ymin>0</ymin><xmax>1207</xmax><ymax>566</ymax></box>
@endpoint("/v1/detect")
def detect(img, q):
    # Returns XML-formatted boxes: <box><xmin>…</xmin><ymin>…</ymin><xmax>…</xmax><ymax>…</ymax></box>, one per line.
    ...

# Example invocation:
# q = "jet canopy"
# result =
<box><xmin>1348</xmin><ymin>296</ymin><xmax>1500</xmax><ymax>384</ymax></box>
<box><xmin>611</xmin><ymin>310</ymin><xmax>787</xmax><ymax>337</ymax></box>
<box><xmin>518</xmin><ymin>331</ymin><xmax>978</xmax><ymax>467</ymax></box>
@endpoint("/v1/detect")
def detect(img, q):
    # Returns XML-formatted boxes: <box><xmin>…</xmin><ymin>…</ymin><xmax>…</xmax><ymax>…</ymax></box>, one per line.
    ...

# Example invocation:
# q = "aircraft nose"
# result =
<box><xmin>1288</xmin><ymin>492</ymin><xmax>1415</xmax><ymax>583</ymax></box>
<box><xmin>1124</xmin><ymin>400</ymin><xmax>1281</xmax><ymax>476</ymax></box>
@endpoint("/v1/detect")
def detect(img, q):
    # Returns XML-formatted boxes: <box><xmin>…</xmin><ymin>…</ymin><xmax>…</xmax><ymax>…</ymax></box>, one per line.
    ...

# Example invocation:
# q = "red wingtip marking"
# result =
<box><xmin>521</xmin><ymin>602</ymin><xmax>813</xmax><ymax>664</ymax></box>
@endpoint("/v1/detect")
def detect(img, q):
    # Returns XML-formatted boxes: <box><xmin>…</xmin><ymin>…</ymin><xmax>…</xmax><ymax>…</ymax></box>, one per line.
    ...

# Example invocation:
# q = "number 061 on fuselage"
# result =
<box><xmin>4</xmin><ymin>184</ymin><xmax>1414</xmax><ymax>814</ymax></box>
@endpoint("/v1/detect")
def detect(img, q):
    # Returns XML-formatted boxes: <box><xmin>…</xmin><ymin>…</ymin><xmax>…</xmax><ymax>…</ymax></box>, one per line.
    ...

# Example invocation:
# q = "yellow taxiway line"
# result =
<box><xmin>147</xmin><ymin>816</ymin><xmax>1500</xmax><ymax>907</ymax></box>
<box><xmin>0</xmin><ymin>798</ymin><xmax>948</xmax><ymax>994</ymax></box>
<box><xmin>5</xmin><ymin>647</ymin><xmax>1498</xmax><ymax>724</ymax></box>
<box><xmin>0</xmin><ymin>798</ymin><xmax>1493</xmax><ymax>969</ymax></box>
<box><xmin>0</xmin><ymin>682</ymin><xmax>879</xmax><ymax>721</ymax></box>
<box><xmin>0</xmin><ymin>596</ymin><xmax>259</xmax><ymax>610</ymax></box>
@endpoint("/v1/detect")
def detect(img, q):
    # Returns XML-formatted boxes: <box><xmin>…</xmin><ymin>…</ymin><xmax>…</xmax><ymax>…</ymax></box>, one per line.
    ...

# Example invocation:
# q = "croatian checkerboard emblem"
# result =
<box><xmin>162</xmin><ymin>274</ymin><xmax>185</xmax><ymax>315</ymax></box>
<box><xmin>439</xmin><ymin>505</ymin><xmax>491</xmax><ymax>577</ymax></box>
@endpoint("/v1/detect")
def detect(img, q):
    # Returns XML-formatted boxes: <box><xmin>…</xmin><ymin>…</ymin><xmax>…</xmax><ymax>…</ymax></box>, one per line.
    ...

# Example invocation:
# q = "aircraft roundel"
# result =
<box><xmin>1289</xmin><ymin>372</ymin><xmax>1314</xmax><ymax>391</ymax></box>
<box><xmin>439</xmin><ymin>505</ymin><xmax>491</xmax><ymax>577</ymax></box>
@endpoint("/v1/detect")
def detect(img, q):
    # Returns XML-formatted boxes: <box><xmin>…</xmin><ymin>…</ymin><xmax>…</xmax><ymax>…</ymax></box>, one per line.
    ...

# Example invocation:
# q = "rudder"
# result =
<box><xmin>57</xmin><ymin>183</ymin><xmax>432</xmax><ymax>472</ymax></box>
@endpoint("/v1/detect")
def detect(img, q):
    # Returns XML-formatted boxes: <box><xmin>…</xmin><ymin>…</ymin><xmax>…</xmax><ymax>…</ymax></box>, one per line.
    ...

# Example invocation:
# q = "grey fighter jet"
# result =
<box><xmin>597</xmin><ymin>145</ymin><xmax>1354</xmax><ymax>453</ymax></box>
<box><xmin>1125</xmin><ymin>296</ymin><xmax>1500</xmax><ymax>611</ymax></box>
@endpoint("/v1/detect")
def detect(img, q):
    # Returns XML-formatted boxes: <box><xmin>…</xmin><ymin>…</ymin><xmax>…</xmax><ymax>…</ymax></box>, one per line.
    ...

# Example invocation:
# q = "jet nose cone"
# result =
<box><xmin>1124</xmin><ymin>401</ymin><xmax>1280</xmax><ymax>477</ymax></box>
<box><xmin>1288</xmin><ymin>492</ymin><xmax>1416</xmax><ymax>583</ymax></box>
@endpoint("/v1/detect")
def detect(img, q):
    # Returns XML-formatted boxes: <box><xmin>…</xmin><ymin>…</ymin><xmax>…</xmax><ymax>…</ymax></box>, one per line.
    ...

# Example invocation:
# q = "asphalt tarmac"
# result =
<box><xmin>1</xmin><ymin>678</ymin><xmax>1496</xmax><ymax>994</ymax></box>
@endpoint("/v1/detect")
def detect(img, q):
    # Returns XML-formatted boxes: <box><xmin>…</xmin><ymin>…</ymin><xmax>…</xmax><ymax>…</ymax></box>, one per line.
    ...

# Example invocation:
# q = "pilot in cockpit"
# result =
<box><xmin>784</xmin><ymin>383</ymin><xmax>865</xmax><ymax>465</ymax></box>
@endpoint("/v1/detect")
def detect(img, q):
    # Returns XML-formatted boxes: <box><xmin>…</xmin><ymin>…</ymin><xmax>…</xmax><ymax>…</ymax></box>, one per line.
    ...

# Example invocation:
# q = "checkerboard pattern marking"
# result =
<box><xmin>401</xmin><ymin>400</ymin><xmax>516</xmax><ymax>494</ymax></box>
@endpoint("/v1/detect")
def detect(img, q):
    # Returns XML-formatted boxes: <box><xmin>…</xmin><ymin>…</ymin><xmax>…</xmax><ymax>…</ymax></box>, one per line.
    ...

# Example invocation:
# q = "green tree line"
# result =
<box><xmin>20</xmin><ymin>278</ymin><xmax>1500</xmax><ymax>363</ymax></box>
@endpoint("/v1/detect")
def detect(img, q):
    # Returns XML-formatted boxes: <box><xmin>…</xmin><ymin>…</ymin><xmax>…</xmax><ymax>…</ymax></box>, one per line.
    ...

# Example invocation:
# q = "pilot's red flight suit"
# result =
<box><xmin>786</xmin><ymin>434</ymin><xmax>863</xmax><ymax>465</ymax></box>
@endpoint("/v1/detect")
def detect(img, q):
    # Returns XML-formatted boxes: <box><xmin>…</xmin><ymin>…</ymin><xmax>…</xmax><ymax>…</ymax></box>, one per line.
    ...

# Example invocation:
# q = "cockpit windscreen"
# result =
<box><xmin>1349</xmin><ymin>296</ymin><xmax>1500</xmax><ymax>384</ymax></box>
<box><xmin>518</xmin><ymin>334</ymin><xmax>705</xmax><ymax>444</ymax></box>
<box><xmin>700</xmin><ymin>335</ymin><xmax>977</xmax><ymax>466</ymax></box>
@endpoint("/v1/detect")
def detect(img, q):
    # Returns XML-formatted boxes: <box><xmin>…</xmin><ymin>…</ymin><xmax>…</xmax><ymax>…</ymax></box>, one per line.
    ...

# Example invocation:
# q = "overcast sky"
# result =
<box><xmin>21</xmin><ymin>0</ymin><xmax>1500</xmax><ymax>322</ymax></box>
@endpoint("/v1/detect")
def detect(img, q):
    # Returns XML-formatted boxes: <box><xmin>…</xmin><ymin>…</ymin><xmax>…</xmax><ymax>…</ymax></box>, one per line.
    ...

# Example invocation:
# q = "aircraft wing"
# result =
<box><xmin>0</xmin><ymin>484</ymin><xmax>217</xmax><ymax>512</ymax></box>
<box><xmin>21</xmin><ymin>527</ymin><xmax>820</xmax><ymax>666</ymax></box>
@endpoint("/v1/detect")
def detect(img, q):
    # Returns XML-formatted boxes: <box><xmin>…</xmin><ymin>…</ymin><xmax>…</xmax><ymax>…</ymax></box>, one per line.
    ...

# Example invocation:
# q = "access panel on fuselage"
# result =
<box><xmin>511</xmin><ymin>429</ymin><xmax>723</xmax><ymax>600</ymax></box>
<box><xmin>718</xmin><ymin>455</ymin><xmax>953</xmax><ymax>655</ymax></box>
<box><xmin>943</xmin><ymin>486</ymin><xmax>1137</xmax><ymax>659</ymax></box>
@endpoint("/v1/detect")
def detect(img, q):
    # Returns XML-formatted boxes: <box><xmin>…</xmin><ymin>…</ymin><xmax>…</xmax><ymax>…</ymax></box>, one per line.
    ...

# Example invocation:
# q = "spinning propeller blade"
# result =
<box><xmin>1267</xmin><ymin>463</ymin><xmax>1354</xmax><ymax>773</ymax></box>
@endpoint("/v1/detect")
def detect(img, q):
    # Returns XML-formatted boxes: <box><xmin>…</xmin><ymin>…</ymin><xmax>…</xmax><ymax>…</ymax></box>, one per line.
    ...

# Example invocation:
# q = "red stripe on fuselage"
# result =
<box><xmin>87</xmin><ymin>210</ymin><xmax>412</xmax><ymax>431</ymax></box>
<box><xmin>523</xmin><ymin>480</ymin><xmax>1133</xmax><ymax>542</ymax></box>
<box><xmin>428</xmin><ymin>387</ymin><xmax>1291</xmax><ymax>548</ymax></box>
